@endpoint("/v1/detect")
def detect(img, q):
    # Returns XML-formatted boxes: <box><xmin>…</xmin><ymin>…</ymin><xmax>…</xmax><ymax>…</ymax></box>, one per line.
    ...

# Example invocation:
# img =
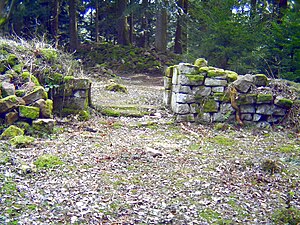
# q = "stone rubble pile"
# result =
<box><xmin>164</xmin><ymin>58</ymin><xmax>294</xmax><ymax>127</ymax></box>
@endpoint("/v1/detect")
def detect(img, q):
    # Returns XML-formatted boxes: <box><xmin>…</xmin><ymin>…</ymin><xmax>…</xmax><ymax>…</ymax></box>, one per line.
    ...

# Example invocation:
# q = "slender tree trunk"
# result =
<box><xmin>117</xmin><ymin>0</ymin><xmax>129</xmax><ymax>45</ymax></box>
<box><xmin>128</xmin><ymin>13</ymin><xmax>134</xmax><ymax>44</ymax></box>
<box><xmin>139</xmin><ymin>0</ymin><xmax>149</xmax><ymax>48</ymax></box>
<box><xmin>155</xmin><ymin>7</ymin><xmax>167</xmax><ymax>52</ymax></box>
<box><xmin>95</xmin><ymin>0</ymin><xmax>99</xmax><ymax>42</ymax></box>
<box><xmin>250</xmin><ymin>0</ymin><xmax>257</xmax><ymax>19</ymax></box>
<box><xmin>277</xmin><ymin>0</ymin><xmax>287</xmax><ymax>23</ymax></box>
<box><xmin>174</xmin><ymin>0</ymin><xmax>188</xmax><ymax>54</ymax></box>
<box><xmin>50</xmin><ymin>0</ymin><xmax>59</xmax><ymax>48</ymax></box>
<box><xmin>69</xmin><ymin>0</ymin><xmax>78</xmax><ymax>51</ymax></box>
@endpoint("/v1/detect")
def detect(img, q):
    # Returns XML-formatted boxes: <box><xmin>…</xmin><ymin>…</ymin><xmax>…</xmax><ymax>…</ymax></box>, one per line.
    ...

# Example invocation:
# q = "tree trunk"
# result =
<box><xmin>155</xmin><ymin>7</ymin><xmax>167</xmax><ymax>52</ymax></box>
<box><xmin>117</xmin><ymin>0</ymin><xmax>129</xmax><ymax>45</ymax></box>
<box><xmin>139</xmin><ymin>0</ymin><xmax>149</xmax><ymax>48</ymax></box>
<box><xmin>277</xmin><ymin>0</ymin><xmax>287</xmax><ymax>23</ymax></box>
<box><xmin>250</xmin><ymin>0</ymin><xmax>257</xmax><ymax>19</ymax></box>
<box><xmin>50</xmin><ymin>0</ymin><xmax>60</xmax><ymax>48</ymax></box>
<box><xmin>69</xmin><ymin>0</ymin><xmax>78</xmax><ymax>51</ymax></box>
<box><xmin>95</xmin><ymin>0</ymin><xmax>99</xmax><ymax>42</ymax></box>
<box><xmin>174</xmin><ymin>0</ymin><xmax>188</xmax><ymax>54</ymax></box>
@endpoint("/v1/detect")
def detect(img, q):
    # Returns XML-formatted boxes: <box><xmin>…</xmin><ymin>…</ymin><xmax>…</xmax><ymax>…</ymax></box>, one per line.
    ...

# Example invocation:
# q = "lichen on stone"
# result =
<box><xmin>10</xmin><ymin>135</ymin><xmax>35</xmax><ymax>148</ymax></box>
<box><xmin>19</xmin><ymin>105</ymin><xmax>40</xmax><ymax>119</ymax></box>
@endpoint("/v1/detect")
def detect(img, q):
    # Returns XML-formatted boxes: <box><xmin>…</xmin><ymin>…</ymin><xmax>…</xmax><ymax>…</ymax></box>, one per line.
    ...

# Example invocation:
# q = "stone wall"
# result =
<box><xmin>51</xmin><ymin>76</ymin><xmax>91</xmax><ymax>119</ymax></box>
<box><xmin>164</xmin><ymin>59</ymin><xmax>294</xmax><ymax>127</ymax></box>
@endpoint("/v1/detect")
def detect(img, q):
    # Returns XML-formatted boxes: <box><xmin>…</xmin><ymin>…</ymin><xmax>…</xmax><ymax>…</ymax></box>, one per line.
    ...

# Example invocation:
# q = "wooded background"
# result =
<box><xmin>0</xmin><ymin>0</ymin><xmax>299</xmax><ymax>82</ymax></box>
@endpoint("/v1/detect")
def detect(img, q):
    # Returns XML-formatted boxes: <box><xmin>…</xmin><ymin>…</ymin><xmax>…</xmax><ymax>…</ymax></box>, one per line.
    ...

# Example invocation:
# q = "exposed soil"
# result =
<box><xmin>0</xmin><ymin>73</ymin><xmax>299</xmax><ymax>224</ymax></box>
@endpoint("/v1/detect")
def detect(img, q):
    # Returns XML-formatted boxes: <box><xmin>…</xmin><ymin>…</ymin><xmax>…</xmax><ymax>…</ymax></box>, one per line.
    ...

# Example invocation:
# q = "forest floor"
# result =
<box><xmin>1</xmin><ymin>73</ymin><xmax>300</xmax><ymax>224</ymax></box>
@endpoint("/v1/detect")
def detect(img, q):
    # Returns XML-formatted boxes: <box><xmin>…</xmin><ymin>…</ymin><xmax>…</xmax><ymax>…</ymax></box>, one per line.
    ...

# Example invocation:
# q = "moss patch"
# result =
<box><xmin>105</xmin><ymin>83</ymin><xmax>128</xmax><ymax>94</ymax></box>
<box><xmin>19</xmin><ymin>105</ymin><xmax>40</xmax><ymax>119</ymax></box>
<box><xmin>203</xmin><ymin>99</ymin><xmax>219</xmax><ymax>113</ymax></box>
<box><xmin>40</xmin><ymin>48</ymin><xmax>58</xmax><ymax>62</ymax></box>
<box><xmin>10</xmin><ymin>135</ymin><xmax>35</xmax><ymax>148</ymax></box>
<box><xmin>185</xmin><ymin>74</ymin><xmax>205</xmax><ymax>84</ymax></box>
<box><xmin>257</xmin><ymin>94</ymin><xmax>273</xmax><ymax>103</ymax></box>
<box><xmin>21</xmin><ymin>71</ymin><xmax>40</xmax><ymax>86</ymax></box>
<box><xmin>34</xmin><ymin>154</ymin><xmax>63</xmax><ymax>169</ymax></box>
<box><xmin>1</xmin><ymin>125</ymin><xmax>24</xmax><ymax>139</ymax></box>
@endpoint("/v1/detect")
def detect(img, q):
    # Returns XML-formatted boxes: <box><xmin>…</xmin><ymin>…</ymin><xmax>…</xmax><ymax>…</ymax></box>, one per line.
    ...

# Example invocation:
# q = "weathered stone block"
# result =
<box><xmin>164</xmin><ymin>77</ymin><xmax>172</xmax><ymax>90</ymax></box>
<box><xmin>237</xmin><ymin>94</ymin><xmax>257</xmax><ymax>105</ymax></box>
<box><xmin>253</xmin><ymin>114</ymin><xmax>262</xmax><ymax>122</ymax></box>
<box><xmin>274</xmin><ymin>96</ymin><xmax>293</xmax><ymax>109</ymax></box>
<box><xmin>196</xmin><ymin>113</ymin><xmax>211</xmax><ymax>123</ymax></box>
<box><xmin>1</xmin><ymin>82</ymin><xmax>15</xmax><ymax>97</ymax></box>
<box><xmin>5</xmin><ymin>111</ymin><xmax>19</xmax><ymax>125</ymax></box>
<box><xmin>163</xmin><ymin>90</ymin><xmax>172</xmax><ymax>105</ymax></box>
<box><xmin>19</xmin><ymin>105</ymin><xmax>40</xmax><ymax>119</ymax></box>
<box><xmin>176</xmin><ymin>93</ymin><xmax>195</xmax><ymax>104</ymax></box>
<box><xmin>190</xmin><ymin>103</ymin><xmax>200</xmax><ymax>114</ymax></box>
<box><xmin>74</xmin><ymin>90</ymin><xmax>88</xmax><ymax>98</ymax></box>
<box><xmin>256</xmin><ymin>104</ymin><xmax>275</xmax><ymax>115</ymax></box>
<box><xmin>212</xmin><ymin>86</ymin><xmax>224</xmax><ymax>93</ymax></box>
<box><xmin>254</xmin><ymin>74</ymin><xmax>268</xmax><ymax>86</ymax></box>
<box><xmin>212</xmin><ymin>112</ymin><xmax>227</xmax><ymax>122</ymax></box>
<box><xmin>177</xmin><ymin>63</ymin><xmax>199</xmax><ymax>74</ymax></box>
<box><xmin>54</xmin><ymin>97</ymin><xmax>88</xmax><ymax>111</ymax></box>
<box><xmin>172</xmin><ymin>85</ymin><xmax>191</xmax><ymax>94</ymax></box>
<box><xmin>32</xmin><ymin>99</ymin><xmax>53</xmax><ymax>118</ymax></box>
<box><xmin>241</xmin><ymin>114</ymin><xmax>253</xmax><ymax>121</ymax></box>
<box><xmin>22</xmin><ymin>86</ymin><xmax>47</xmax><ymax>105</ymax></box>
<box><xmin>220</xmin><ymin>103</ymin><xmax>235</xmax><ymax>114</ymax></box>
<box><xmin>204</xmin><ymin>78</ymin><xmax>227</xmax><ymax>87</ymax></box>
<box><xmin>1</xmin><ymin>125</ymin><xmax>24</xmax><ymax>139</ymax></box>
<box><xmin>195</xmin><ymin>86</ymin><xmax>211</xmax><ymax>97</ymax></box>
<box><xmin>213</xmin><ymin>93</ymin><xmax>230</xmax><ymax>102</ymax></box>
<box><xmin>32</xmin><ymin>119</ymin><xmax>56</xmax><ymax>134</ymax></box>
<box><xmin>240</xmin><ymin>105</ymin><xmax>256</xmax><ymax>113</ymax></box>
<box><xmin>185</xmin><ymin>74</ymin><xmax>205</xmax><ymax>86</ymax></box>
<box><xmin>257</xmin><ymin>94</ymin><xmax>273</xmax><ymax>104</ymax></box>
<box><xmin>273</xmin><ymin>106</ymin><xmax>287</xmax><ymax>116</ymax></box>
<box><xmin>232</xmin><ymin>74</ymin><xmax>253</xmax><ymax>93</ymax></box>
<box><xmin>173</xmin><ymin>103</ymin><xmax>190</xmax><ymax>114</ymax></box>
<box><xmin>165</xmin><ymin>66</ymin><xmax>178</xmax><ymax>78</ymax></box>
<box><xmin>194</xmin><ymin>58</ymin><xmax>208</xmax><ymax>67</ymax></box>
<box><xmin>0</xmin><ymin>95</ymin><xmax>25</xmax><ymax>114</ymax></box>
<box><xmin>64</xmin><ymin>78</ymin><xmax>91</xmax><ymax>90</ymax></box>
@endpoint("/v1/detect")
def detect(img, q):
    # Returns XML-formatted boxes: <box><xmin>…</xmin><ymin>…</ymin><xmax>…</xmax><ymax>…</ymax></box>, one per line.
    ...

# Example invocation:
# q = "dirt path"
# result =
<box><xmin>1</xmin><ymin>74</ymin><xmax>299</xmax><ymax>224</ymax></box>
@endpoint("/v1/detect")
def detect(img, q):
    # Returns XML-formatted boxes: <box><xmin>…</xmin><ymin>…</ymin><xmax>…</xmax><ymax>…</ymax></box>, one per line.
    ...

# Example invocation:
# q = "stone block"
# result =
<box><xmin>163</xmin><ymin>90</ymin><xmax>172</xmax><ymax>105</ymax></box>
<box><xmin>240</xmin><ymin>105</ymin><xmax>256</xmax><ymax>113</ymax></box>
<box><xmin>5</xmin><ymin>111</ymin><xmax>19</xmax><ymax>125</ymax></box>
<box><xmin>74</xmin><ymin>90</ymin><xmax>88</xmax><ymax>98</ymax></box>
<box><xmin>1</xmin><ymin>82</ymin><xmax>15</xmax><ymax>97</ymax></box>
<box><xmin>220</xmin><ymin>103</ymin><xmax>235</xmax><ymax>114</ymax></box>
<box><xmin>19</xmin><ymin>105</ymin><xmax>40</xmax><ymax>119</ymax></box>
<box><xmin>194</xmin><ymin>86</ymin><xmax>211</xmax><ymax>97</ymax></box>
<box><xmin>204</xmin><ymin>78</ymin><xmax>227</xmax><ymax>87</ymax></box>
<box><xmin>32</xmin><ymin>119</ymin><xmax>56</xmax><ymax>134</ymax></box>
<box><xmin>22</xmin><ymin>86</ymin><xmax>47</xmax><ymax>105</ymax></box>
<box><xmin>240</xmin><ymin>114</ymin><xmax>253</xmax><ymax>121</ymax></box>
<box><xmin>194</xmin><ymin>58</ymin><xmax>208</xmax><ymax>67</ymax></box>
<box><xmin>185</xmin><ymin>75</ymin><xmax>205</xmax><ymax>86</ymax></box>
<box><xmin>273</xmin><ymin>106</ymin><xmax>286</xmax><ymax>116</ymax></box>
<box><xmin>233</xmin><ymin>74</ymin><xmax>253</xmax><ymax>93</ymax></box>
<box><xmin>172</xmin><ymin>71</ymin><xmax>179</xmax><ymax>85</ymax></box>
<box><xmin>0</xmin><ymin>95</ymin><xmax>25</xmax><ymax>114</ymax></box>
<box><xmin>237</xmin><ymin>94</ymin><xmax>257</xmax><ymax>105</ymax></box>
<box><xmin>177</xmin><ymin>63</ymin><xmax>199</xmax><ymax>74</ymax></box>
<box><xmin>173</xmin><ymin>103</ymin><xmax>190</xmax><ymax>114</ymax></box>
<box><xmin>196</xmin><ymin>113</ymin><xmax>211</xmax><ymax>123</ymax></box>
<box><xmin>212</xmin><ymin>86</ymin><xmax>224</xmax><ymax>93</ymax></box>
<box><xmin>254</xmin><ymin>74</ymin><xmax>268</xmax><ymax>86</ymax></box>
<box><xmin>256</xmin><ymin>104</ymin><xmax>275</xmax><ymax>115</ymax></box>
<box><xmin>164</xmin><ymin>77</ymin><xmax>172</xmax><ymax>90</ymax></box>
<box><xmin>212</xmin><ymin>112</ymin><xmax>227</xmax><ymax>122</ymax></box>
<box><xmin>257</xmin><ymin>94</ymin><xmax>273</xmax><ymax>104</ymax></box>
<box><xmin>176</xmin><ymin>93</ymin><xmax>195</xmax><ymax>104</ymax></box>
<box><xmin>274</xmin><ymin>96</ymin><xmax>293</xmax><ymax>109</ymax></box>
<box><xmin>172</xmin><ymin>85</ymin><xmax>191</xmax><ymax>94</ymax></box>
<box><xmin>65</xmin><ymin>78</ymin><xmax>91</xmax><ymax>90</ymax></box>
<box><xmin>165</xmin><ymin>66</ymin><xmax>178</xmax><ymax>78</ymax></box>
<box><xmin>203</xmin><ymin>99</ymin><xmax>219</xmax><ymax>113</ymax></box>
<box><xmin>253</xmin><ymin>114</ymin><xmax>262</xmax><ymax>122</ymax></box>
<box><xmin>213</xmin><ymin>93</ymin><xmax>230</xmax><ymax>102</ymax></box>
<box><xmin>32</xmin><ymin>99</ymin><xmax>53</xmax><ymax>118</ymax></box>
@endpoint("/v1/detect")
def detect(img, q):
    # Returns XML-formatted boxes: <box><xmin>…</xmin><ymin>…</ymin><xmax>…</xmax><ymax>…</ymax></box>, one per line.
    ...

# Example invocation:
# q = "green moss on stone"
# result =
<box><xmin>213</xmin><ymin>92</ymin><xmax>230</xmax><ymax>102</ymax></box>
<box><xmin>226</xmin><ymin>71</ymin><xmax>238</xmax><ymax>82</ymax></box>
<box><xmin>15</xmin><ymin>121</ymin><xmax>30</xmax><ymax>131</ymax></box>
<box><xmin>12</xmin><ymin>63</ymin><xmax>24</xmax><ymax>73</ymax></box>
<box><xmin>275</xmin><ymin>98</ymin><xmax>293</xmax><ymax>108</ymax></box>
<box><xmin>237</xmin><ymin>94</ymin><xmax>257</xmax><ymax>105</ymax></box>
<box><xmin>40</xmin><ymin>48</ymin><xmax>58</xmax><ymax>62</ymax></box>
<box><xmin>15</xmin><ymin>90</ymin><xmax>26</xmax><ymax>97</ymax></box>
<box><xmin>19</xmin><ymin>105</ymin><xmax>40</xmax><ymax>119</ymax></box>
<box><xmin>7</xmin><ymin>54</ymin><xmax>18</xmax><ymax>66</ymax></box>
<box><xmin>199</xmin><ymin>66</ymin><xmax>210</xmax><ymax>73</ymax></box>
<box><xmin>10</xmin><ymin>135</ymin><xmax>35</xmax><ymax>148</ymax></box>
<box><xmin>203</xmin><ymin>98</ymin><xmax>219</xmax><ymax>113</ymax></box>
<box><xmin>257</xmin><ymin>94</ymin><xmax>273</xmax><ymax>103</ymax></box>
<box><xmin>254</xmin><ymin>74</ymin><xmax>268</xmax><ymax>86</ymax></box>
<box><xmin>207</xmin><ymin>68</ymin><xmax>226</xmax><ymax>77</ymax></box>
<box><xmin>45</xmin><ymin>99</ymin><xmax>53</xmax><ymax>116</ymax></box>
<box><xmin>185</xmin><ymin>74</ymin><xmax>205</xmax><ymax>84</ymax></box>
<box><xmin>1</xmin><ymin>125</ymin><xmax>24</xmax><ymax>139</ymax></box>
<box><xmin>105</xmin><ymin>83</ymin><xmax>128</xmax><ymax>93</ymax></box>
<box><xmin>194</xmin><ymin>58</ymin><xmax>208</xmax><ymax>67</ymax></box>
<box><xmin>21</xmin><ymin>72</ymin><xmax>40</xmax><ymax>86</ymax></box>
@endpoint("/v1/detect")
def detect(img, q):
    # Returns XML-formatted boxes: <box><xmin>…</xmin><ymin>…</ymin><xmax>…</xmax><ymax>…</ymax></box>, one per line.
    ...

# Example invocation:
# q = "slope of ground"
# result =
<box><xmin>1</xmin><ymin>73</ymin><xmax>299</xmax><ymax>224</ymax></box>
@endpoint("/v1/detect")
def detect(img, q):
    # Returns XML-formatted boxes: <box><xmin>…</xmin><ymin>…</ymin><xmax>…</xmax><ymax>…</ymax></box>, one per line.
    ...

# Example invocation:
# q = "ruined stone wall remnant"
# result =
<box><xmin>164</xmin><ymin>58</ymin><xmax>294</xmax><ymax>127</ymax></box>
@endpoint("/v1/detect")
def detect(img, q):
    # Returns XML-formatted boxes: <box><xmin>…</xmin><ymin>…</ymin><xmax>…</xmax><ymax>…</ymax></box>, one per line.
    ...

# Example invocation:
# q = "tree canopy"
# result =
<box><xmin>0</xmin><ymin>0</ymin><xmax>299</xmax><ymax>81</ymax></box>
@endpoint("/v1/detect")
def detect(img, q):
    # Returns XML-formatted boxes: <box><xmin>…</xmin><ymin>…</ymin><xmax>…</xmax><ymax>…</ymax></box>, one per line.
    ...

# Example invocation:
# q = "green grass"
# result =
<box><xmin>209</xmin><ymin>135</ymin><xmax>236</xmax><ymax>146</ymax></box>
<box><xmin>34</xmin><ymin>154</ymin><xmax>63</xmax><ymax>169</ymax></box>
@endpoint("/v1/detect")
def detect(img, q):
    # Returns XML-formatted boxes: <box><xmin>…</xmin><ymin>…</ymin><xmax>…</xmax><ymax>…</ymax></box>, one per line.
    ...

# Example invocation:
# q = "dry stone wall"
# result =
<box><xmin>164</xmin><ymin>58</ymin><xmax>294</xmax><ymax>127</ymax></box>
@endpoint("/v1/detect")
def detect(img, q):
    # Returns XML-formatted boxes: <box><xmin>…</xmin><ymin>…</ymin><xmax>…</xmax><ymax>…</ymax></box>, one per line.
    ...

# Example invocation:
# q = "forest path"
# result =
<box><xmin>90</xmin><ymin>73</ymin><xmax>170</xmax><ymax>120</ymax></box>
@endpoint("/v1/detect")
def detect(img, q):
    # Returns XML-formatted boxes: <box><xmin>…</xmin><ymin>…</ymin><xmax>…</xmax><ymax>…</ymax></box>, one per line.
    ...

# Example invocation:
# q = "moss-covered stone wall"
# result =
<box><xmin>164</xmin><ymin>58</ymin><xmax>295</xmax><ymax>127</ymax></box>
